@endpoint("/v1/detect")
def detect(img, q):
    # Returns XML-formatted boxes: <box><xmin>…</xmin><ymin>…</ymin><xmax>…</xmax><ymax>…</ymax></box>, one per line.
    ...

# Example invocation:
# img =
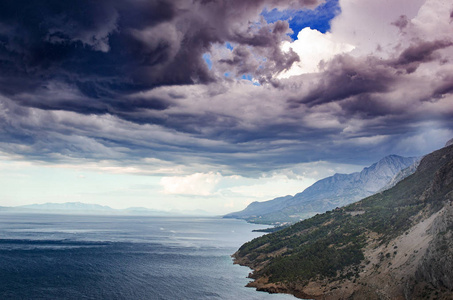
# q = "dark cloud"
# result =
<box><xmin>340</xmin><ymin>94</ymin><xmax>397</xmax><ymax>118</ymax></box>
<box><xmin>0</xmin><ymin>0</ymin><xmax>206</xmax><ymax>97</ymax></box>
<box><xmin>219</xmin><ymin>46</ymin><xmax>261</xmax><ymax>74</ymax></box>
<box><xmin>392</xmin><ymin>40</ymin><xmax>453</xmax><ymax>73</ymax></box>
<box><xmin>0</xmin><ymin>0</ymin><xmax>452</xmax><ymax>176</ymax></box>
<box><xmin>291</xmin><ymin>39</ymin><xmax>453</xmax><ymax>110</ymax></box>
<box><xmin>391</xmin><ymin>15</ymin><xmax>410</xmax><ymax>30</ymax></box>
<box><xmin>0</xmin><ymin>0</ymin><xmax>328</xmax><ymax>174</ymax></box>
<box><xmin>0</xmin><ymin>0</ymin><xmax>318</xmax><ymax>113</ymax></box>
<box><xmin>218</xmin><ymin>20</ymin><xmax>300</xmax><ymax>79</ymax></box>
<box><xmin>295</xmin><ymin>55</ymin><xmax>396</xmax><ymax>107</ymax></box>
<box><xmin>431</xmin><ymin>74</ymin><xmax>453</xmax><ymax>99</ymax></box>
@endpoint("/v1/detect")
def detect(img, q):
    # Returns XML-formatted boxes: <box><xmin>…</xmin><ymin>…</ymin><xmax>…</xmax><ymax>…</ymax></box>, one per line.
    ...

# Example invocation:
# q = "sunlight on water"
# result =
<box><xmin>0</xmin><ymin>213</ymin><xmax>297</xmax><ymax>300</ymax></box>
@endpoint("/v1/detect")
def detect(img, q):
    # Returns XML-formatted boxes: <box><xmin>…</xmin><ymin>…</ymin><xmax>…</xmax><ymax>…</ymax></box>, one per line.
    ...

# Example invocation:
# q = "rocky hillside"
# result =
<box><xmin>225</xmin><ymin>155</ymin><xmax>418</xmax><ymax>224</ymax></box>
<box><xmin>233</xmin><ymin>144</ymin><xmax>453</xmax><ymax>300</ymax></box>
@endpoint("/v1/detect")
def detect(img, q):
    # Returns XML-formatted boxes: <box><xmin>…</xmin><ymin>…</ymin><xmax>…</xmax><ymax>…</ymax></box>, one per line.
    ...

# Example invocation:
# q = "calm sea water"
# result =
<box><xmin>0</xmin><ymin>213</ymin><xmax>296</xmax><ymax>300</ymax></box>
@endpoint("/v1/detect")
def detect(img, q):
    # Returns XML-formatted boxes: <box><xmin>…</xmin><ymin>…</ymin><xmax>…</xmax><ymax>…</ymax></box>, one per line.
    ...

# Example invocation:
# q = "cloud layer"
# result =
<box><xmin>0</xmin><ymin>0</ymin><xmax>452</xmax><ymax>177</ymax></box>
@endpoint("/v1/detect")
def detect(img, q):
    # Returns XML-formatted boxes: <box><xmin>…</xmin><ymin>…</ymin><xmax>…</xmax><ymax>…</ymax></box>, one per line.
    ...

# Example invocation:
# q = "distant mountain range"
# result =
<box><xmin>225</xmin><ymin>155</ymin><xmax>419</xmax><ymax>224</ymax></box>
<box><xmin>0</xmin><ymin>202</ymin><xmax>211</xmax><ymax>216</ymax></box>
<box><xmin>234</xmin><ymin>142</ymin><xmax>453</xmax><ymax>299</ymax></box>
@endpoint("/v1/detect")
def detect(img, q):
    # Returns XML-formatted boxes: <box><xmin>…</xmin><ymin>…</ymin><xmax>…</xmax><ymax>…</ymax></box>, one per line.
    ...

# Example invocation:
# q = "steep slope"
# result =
<box><xmin>224</xmin><ymin>195</ymin><xmax>294</xmax><ymax>219</ymax></box>
<box><xmin>378</xmin><ymin>157</ymin><xmax>421</xmax><ymax>192</ymax></box>
<box><xmin>225</xmin><ymin>155</ymin><xmax>418</xmax><ymax>224</ymax></box>
<box><xmin>234</xmin><ymin>144</ymin><xmax>453</xmax><ymax>300</ymax></box>
<box><xmin>446</xmin><ymin>138</ymin><xmax>453</xmax><ymax>147</ymax></box>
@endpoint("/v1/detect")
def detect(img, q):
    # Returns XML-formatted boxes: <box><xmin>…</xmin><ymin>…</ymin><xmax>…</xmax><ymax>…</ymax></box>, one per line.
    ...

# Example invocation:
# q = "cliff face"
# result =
<box><xmin>414</xmin><ymin>157</ymin><xmax>453</xmax><ymax>293</ymax></box>
<box><xmin>225</xmin><ymin>155</ymin><xmax>418</xmax><ymax>224</ymax></box>
<box><xmin>234</xmin><ymin>144</ymin><xmax>453</xmax><ymax>300</ymax></box>
<box><xmin>416</xmin><ymin>204</ymin><xmax>453</xmax><ymax>291</ymax></box>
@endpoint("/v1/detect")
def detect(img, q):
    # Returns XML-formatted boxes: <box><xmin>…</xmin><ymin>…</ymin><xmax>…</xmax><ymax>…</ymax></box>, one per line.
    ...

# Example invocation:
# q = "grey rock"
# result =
<box><xmin>416</xmin><ymin>204</ymin><xmax>453</xmax><ymax>290</ymax></box>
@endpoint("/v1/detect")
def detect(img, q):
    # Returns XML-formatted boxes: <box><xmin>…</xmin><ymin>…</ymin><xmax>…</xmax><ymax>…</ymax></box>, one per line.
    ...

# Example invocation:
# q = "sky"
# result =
<box><xmin>0</xmin><ymin>0</ymin><xmax>452</xmax><ymax>214</ymax></box>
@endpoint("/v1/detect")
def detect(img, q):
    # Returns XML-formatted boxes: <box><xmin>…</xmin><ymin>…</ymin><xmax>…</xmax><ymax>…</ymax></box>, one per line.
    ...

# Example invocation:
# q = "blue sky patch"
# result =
<box><xmin>241</xmin><ymin>74</ymin><xmax>252</xmax><ymax>81</ymax></box>
<box><xmin>202</xmin><ymin>53</ymin><xmax>212</xmax><ymax>70</ymax></box>
<box><xmin>261</xmin><ymin>0</ymin><xmax>341</xmax><ymax>39</ymax></box>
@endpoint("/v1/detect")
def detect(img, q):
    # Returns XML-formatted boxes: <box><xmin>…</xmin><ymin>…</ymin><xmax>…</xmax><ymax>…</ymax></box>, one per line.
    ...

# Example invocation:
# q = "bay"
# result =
<box><xmin>0</xmin><ymin>213</ymin><xmax>296</xmax><ymax>299</ymax></box>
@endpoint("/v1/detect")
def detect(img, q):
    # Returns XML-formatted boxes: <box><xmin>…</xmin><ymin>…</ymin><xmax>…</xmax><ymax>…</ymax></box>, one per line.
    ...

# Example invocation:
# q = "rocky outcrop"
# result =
<box><xmin>379</xmin><ymin>158</ymin><xmax>421</xmax><ymax>192</ymax></box>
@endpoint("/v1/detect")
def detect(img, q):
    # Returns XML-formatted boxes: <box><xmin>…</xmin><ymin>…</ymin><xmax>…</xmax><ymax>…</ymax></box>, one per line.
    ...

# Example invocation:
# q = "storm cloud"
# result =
<box><xmin>0</xmin><ymin>0</ymin><xmax>452</xmax><ymax>176</ymax></box>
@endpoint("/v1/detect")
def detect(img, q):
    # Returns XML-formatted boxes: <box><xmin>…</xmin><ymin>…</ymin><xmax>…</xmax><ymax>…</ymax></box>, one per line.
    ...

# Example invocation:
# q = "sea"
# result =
<box><xmin>0</xmin><ymin>213</ymin><xmax>296</xmax><ymax>300</ymax></box>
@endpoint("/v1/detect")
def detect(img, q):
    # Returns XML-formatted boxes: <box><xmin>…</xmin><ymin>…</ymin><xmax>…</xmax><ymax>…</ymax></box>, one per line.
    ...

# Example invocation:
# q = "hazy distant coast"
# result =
<box><xmin>0</xmin><ymin>202</ymin><xmax>212</xmax><ymax>217</ymax></box>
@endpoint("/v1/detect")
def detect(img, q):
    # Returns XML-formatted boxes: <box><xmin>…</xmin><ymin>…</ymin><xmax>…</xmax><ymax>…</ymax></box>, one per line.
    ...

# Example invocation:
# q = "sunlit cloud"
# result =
<box><xmin>278</xmin><ymin>27</ymin><xmax>354</xmax><ymax>77</ymax></box>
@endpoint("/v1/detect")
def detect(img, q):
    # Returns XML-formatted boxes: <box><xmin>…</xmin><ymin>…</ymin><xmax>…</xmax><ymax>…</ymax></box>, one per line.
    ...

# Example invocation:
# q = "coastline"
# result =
<box><xmin>231</xmin><ymin>205</ymin><xmax>453</xmax><ymax>300</ymax></box>
<box><xmin>232</xmin><ymin>251</ymin><xmax>320</xmax><ymax>300</ymax></box>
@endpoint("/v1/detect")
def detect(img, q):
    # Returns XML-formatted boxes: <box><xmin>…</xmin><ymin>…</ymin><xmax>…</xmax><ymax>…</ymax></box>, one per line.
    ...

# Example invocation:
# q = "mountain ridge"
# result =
<box><xmin>225</xmin><ymin>154</ymin><xmax>418</xmax><ymax>224</ymax></box>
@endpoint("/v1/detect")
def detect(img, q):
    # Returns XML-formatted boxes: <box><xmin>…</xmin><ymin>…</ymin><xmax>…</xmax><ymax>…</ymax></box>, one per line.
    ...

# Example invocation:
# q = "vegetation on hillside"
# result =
<box><xmin>235</xmin><ymin>145</ymin><xmax>453</xmax><ymax>286</ymax></box>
